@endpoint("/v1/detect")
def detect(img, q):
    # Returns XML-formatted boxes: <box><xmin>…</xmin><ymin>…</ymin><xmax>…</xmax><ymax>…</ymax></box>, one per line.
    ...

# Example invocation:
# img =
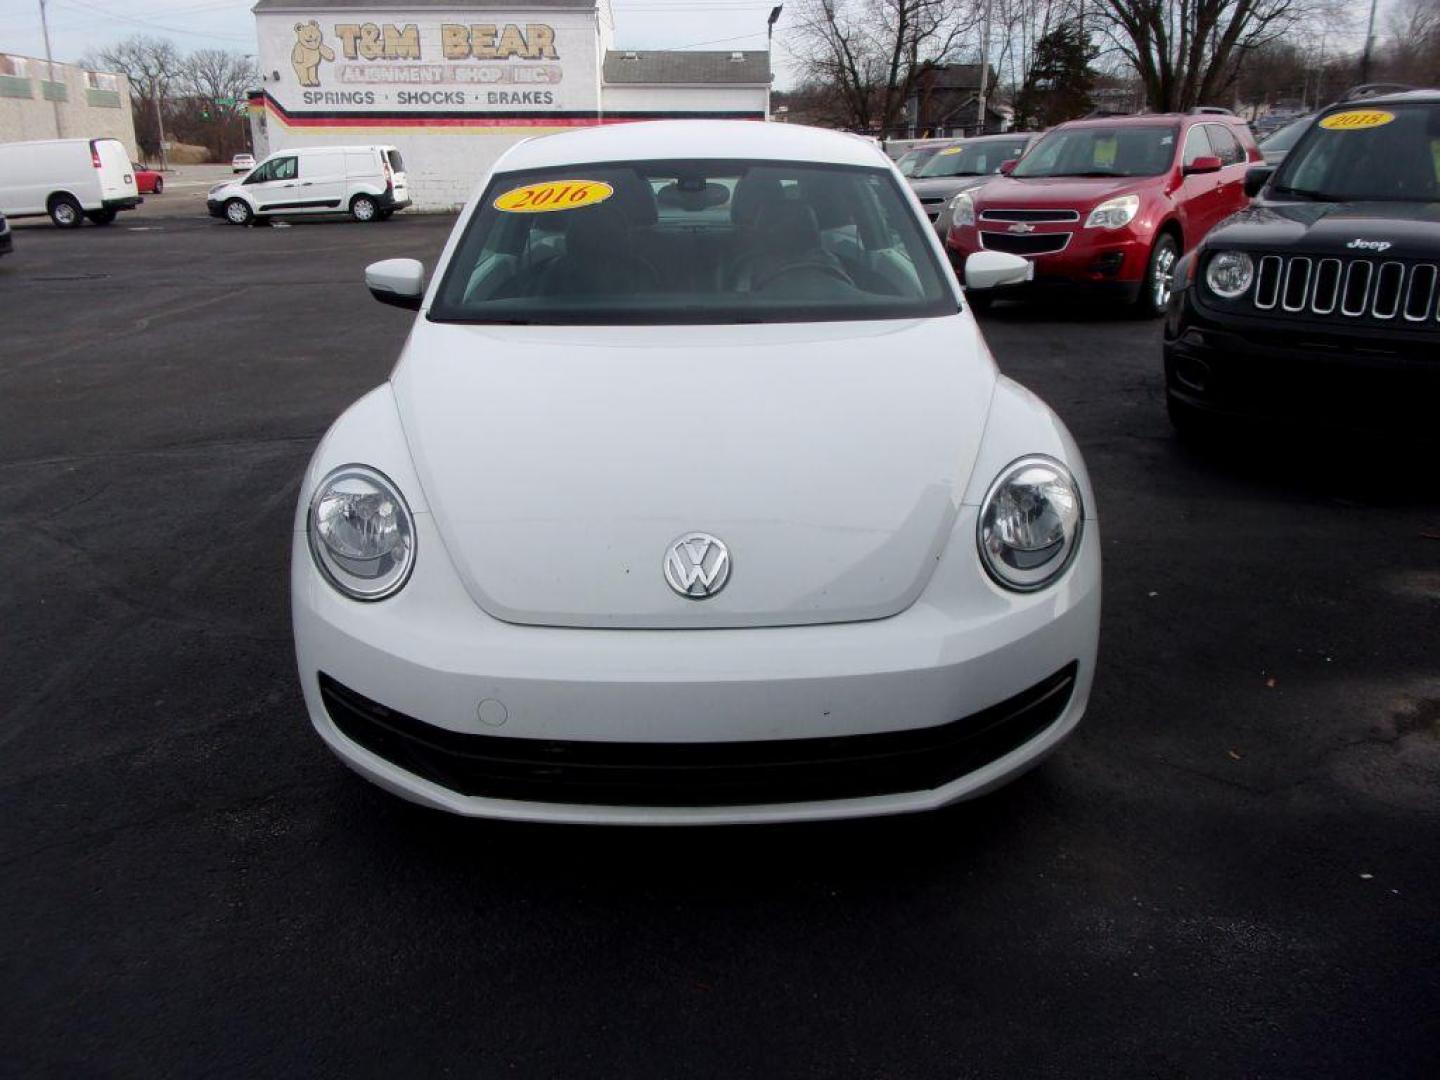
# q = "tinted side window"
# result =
<box><xmin>1183</xmin><ymin>125</ymin><xmax>1213</xmax><ymax>166</ymax></box>
<box><xmin>1207</xmin><ymin>124</ymin><xmax>1244</xmax><ymax>166</ymax></box>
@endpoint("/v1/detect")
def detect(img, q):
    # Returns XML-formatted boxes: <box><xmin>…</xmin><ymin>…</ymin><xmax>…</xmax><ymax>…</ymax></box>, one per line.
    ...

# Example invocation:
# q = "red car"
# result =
<box><xmin>132</xmin><ymin>162</ymin><xmax>164</xmax><ymax>195</ymax></box>
<box><xmin>945</xmin><ymin>110</ymin><xmax>1261</xmax><ymax>316</ymax></box>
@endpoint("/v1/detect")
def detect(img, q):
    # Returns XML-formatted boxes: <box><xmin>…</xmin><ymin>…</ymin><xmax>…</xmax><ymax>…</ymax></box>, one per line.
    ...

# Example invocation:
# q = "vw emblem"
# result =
<box><xmin>664</xmin><ymin>533</ymin><xmax>731</xmax><ymax>599</ymax></box>
<box><xmin>1007</xmin><ymin>221</ymin><xmax>1035</xmax><ymax>234</ymax></box>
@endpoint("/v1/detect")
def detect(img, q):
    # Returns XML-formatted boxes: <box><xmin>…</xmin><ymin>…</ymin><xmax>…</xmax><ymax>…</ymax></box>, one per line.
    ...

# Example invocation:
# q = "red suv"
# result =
<box><xmin>946</xmin><ymin>110</ymin><xmax>1261</xmax><ymax>316</ymax></box>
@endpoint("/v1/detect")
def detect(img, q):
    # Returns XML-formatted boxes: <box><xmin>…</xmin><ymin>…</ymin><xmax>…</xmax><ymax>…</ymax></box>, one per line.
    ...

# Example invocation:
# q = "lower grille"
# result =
<box><xmin>1251</xmin><ymin>255</ymin><xmax>1438</xmax><ymax>323</ymax></box>
<box><xmin>319</xmin><ymin>663</ymin><xmax>1078</xmax><ymax>806</ymax></box>
<box><xmin>981</xmin><ymin>231</ymin><xmax>1070</xmax><ymax>256</ymax></box>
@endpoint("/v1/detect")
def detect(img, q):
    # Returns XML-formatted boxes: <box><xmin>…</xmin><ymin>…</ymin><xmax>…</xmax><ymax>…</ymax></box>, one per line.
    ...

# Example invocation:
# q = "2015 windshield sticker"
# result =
<box><xmin>494</xmin><ymin>179</ymin><xmax>613</xmax><ymax>213</ymax></box>
<box><xmin>1319</xmin><ymin>109</ymin><xmax>1395</xmax><ymax>131</ymax></box>
<box><xmin>938</xmin><ymin>145</ymin><xmax>964</xmax><ymax>155</ymax></box>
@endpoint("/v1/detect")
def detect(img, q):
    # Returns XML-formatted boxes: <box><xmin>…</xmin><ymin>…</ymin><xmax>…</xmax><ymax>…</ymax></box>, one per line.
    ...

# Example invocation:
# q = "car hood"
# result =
<box><xmin>975</xmin><ymin>175</ymin><xmax>1147</xmax><ymax>208</ymax></box>
<box><xmin>392</xmin><ymin>317</ymin><xmax>995</xmax><ymax>629</ymax></box>
<box><xmin>908</xmin><ymin>175</ymin><xmax>993</xmax><ymax>200</ymax></box>
<box><xmin>1207</xmin><ymin>200</ymin><xmax>1440</xmax><ymax>259</ymax></box>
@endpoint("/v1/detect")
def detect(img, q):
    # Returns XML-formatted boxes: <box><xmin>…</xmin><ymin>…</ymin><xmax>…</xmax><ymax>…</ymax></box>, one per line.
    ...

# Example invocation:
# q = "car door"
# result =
<box><xmin>1178</xmin><ymin>124</ymin><xmax>1220</xmax><ymax>242</ymax></box>
<box><xmin>244</xmin><ymin>154</ymin><xmax>301</xmax><ymax>214</ymax></box>
<box><xmin>302</xmin><ymin>151</ymin><xmax>347</xmax><ymax>211</ymax></box>
<box><xmin>1205</xmin><ymin>123</ymin><xmax>1250</xmax><ymax>222</ymax></box>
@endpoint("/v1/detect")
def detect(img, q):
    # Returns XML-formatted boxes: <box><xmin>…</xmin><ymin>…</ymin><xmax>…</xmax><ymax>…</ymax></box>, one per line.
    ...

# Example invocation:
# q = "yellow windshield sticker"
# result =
<box><xmin>494</xmin><ymin>179</ymin><xmax>614</xmax><ymax>213</ymax></box>
<box><xmin>938</xmin><ymin>145</ymin><xmax>963</xmax><ymax>155</ymax></box>
<box><xmin>1319</xmin><ymin>109</ymin><xmax>1395</xmax><ymax>132</ymax></box>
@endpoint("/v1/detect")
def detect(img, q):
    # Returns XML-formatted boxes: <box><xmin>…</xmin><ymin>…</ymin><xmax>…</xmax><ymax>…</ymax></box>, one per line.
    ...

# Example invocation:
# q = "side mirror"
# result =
<box><xmin>1243</xmin><ymin>165</ymin><xmax>1275</xmax><ymax>198</ymax></box>
<box><xmin>1183</xmin><ymin>155</ymin><xmax>1222</xmax><ymax>175</ymax></box>
<box><xmin>998</xmin><ymin>159</ymin><xmax>1018</xmax><ymax>175</ymax></box>
<box><xmin>366</xmin><ymin>258</ymin><xmax>425</xmax><ymax>310</ymax></box>
<box><xmin>964</xmin><ymin>250</ymin><xmax>1032</xmax><ymax>291</ymax></box>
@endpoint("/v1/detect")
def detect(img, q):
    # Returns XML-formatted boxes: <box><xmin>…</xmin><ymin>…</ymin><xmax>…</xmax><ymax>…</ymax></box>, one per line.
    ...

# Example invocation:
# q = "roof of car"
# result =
<box><xmin>1320</xmin><ymin>87</ymin><xmax>1440</xmax><ymax>108</ymax></box>
<box><xmin>497</xmin><ymin>120</ymin><xmax>892</xmax><ymax>172</ymax></box>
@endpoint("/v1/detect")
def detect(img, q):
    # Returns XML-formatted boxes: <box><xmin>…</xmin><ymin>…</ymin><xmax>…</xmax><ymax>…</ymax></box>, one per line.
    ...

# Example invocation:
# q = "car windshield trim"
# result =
<box><xmin>428</xmin><ymin>157</ymin><xmax>958</xmax><ymax>327</ymax></box>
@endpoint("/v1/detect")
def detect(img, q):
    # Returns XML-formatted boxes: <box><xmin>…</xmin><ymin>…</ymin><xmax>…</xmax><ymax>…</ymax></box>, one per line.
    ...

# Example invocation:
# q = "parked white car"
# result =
<box><xmin>232</xmin><ymin>153</ymin><xmax>256</xmax><ymax>173</ymax></box>
<box><xmin>293</xmin><ymin>120</ymin><xmax>1100</xmax><ymax>824</ymax></box>
<box><xmin>0</xmin><ymin>137</ymin><xmax>140</xmax><ymax>227</ymax></box>
<box><xmin>207</xmin><ymin>145</ymin><xmax>408</xmax><ymax>225</ymax></box>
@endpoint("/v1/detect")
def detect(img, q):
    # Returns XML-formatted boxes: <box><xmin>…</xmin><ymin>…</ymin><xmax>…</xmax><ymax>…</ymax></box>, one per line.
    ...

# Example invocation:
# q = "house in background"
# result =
<box><xmin>905</xmin><ymin>63</ymin><xmax>1006</xmax><ymax>138</ymax></box>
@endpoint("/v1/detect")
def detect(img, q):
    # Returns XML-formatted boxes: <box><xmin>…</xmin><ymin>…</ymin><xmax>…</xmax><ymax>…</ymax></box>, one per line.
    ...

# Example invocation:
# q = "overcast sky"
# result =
<box><xmin>0</xmin><ymin>0</ymin><xmax>803</xmax><ymax>88</ymax></box>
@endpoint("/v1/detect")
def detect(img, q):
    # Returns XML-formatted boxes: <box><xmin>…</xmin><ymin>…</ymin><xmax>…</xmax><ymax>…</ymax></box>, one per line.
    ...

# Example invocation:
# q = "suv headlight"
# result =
<box><xmin>950</xmin><ymin>191</ymin><xmax>975</xmax><ymax>227</ymax></box>
<box><xmin>1084</xmin><ymin>194</ymin><xmax>1140</xmax><ymax>230</ymax></box>
<box><xmin>977</xmin><ymin>456</ymin><xmax>1083</xmax><ymax>592</ymax></box>
<box><xmin>1204</xmin><ymin>250</ymin><xmax>1254</xmax><ymax>298</ymax></box>
<box><xmin>307</xmin><ymin>465</ymin><xmax>416</xmax><ymax>600</ymax></box>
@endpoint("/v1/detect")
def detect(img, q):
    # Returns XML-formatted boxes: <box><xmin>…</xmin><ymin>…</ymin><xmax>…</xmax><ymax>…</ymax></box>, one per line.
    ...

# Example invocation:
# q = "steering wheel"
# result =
<box><xmin>752</xmin><ymin>258</ymin><xmax>855</xmax><ymax>292</ymax></box>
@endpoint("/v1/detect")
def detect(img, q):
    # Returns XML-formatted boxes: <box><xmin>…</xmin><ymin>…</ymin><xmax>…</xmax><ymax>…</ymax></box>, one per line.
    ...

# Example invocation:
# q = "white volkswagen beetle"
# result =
<box><xmin>292</xmin><ymin>121</ymin><xmax>1100</xmax><ymax>824</ymax></box>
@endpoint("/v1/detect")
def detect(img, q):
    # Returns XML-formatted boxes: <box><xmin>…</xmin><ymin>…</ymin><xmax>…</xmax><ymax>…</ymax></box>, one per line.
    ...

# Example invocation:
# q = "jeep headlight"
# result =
<box><xmin>1084</xmin><ymin>194</ymin><xmax>1140</xmax><ymax>230</ymax></box>
<box><xmin>307</xmin><ymin>465</ymin><xmax>416</xmax><ymax>600</ymax></box>
<box><xmin>1204</xmin><ymin>250</ymin><xmax>1254</xmax><ymax>299</ymax></box>
<box><xmin>950</xmin><ymin>191</ymin><xmax>975</xmax><ymax>227</ymax></box>
<box><xmin>977</xmin><ymin>457</ymin><xmax>1083</xmax><ymax>592</ymax></box>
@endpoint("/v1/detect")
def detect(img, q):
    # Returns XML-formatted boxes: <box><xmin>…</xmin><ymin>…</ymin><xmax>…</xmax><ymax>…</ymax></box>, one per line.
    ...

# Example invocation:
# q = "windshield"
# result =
<box><xmin>1259</xmin><ymin>116</ymin><xmax>1312</xmax><ymax>155</ymax></box>
<box><xmin>429</xmin><ymin>158</ymin><xmax>955</xmax><ymax>325</ymax></box>
<box><xmin>1012</xmin><ymin>125</ymin><xmax>1178</xmax><ymax>178</ymax></box>
<box><xmin>1273</xmin><ymin>103</ymin><xmax>1440</xmax><ymax>201</ymax></box>
<box><xmin>917</xmin><ymin>139</ymin><xmax>1029</xmax><ymax>178</ymax></box>
<box><xmin>896</xmin><ymin>147</ymin><xmax>940</xmax><ymax>176</ymax></box>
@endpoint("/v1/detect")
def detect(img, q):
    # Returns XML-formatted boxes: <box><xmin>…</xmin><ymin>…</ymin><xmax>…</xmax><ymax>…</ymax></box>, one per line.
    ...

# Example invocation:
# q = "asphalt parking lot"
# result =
<box><xmin>3</xmin><ymin>193</ymin><xmax>1437</xmax><ymax>1076</ymax></box>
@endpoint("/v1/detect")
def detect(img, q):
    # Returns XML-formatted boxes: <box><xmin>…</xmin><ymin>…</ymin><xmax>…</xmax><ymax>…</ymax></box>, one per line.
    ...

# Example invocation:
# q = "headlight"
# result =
<box><xmin>1084</xmin><ymin>194</ymin><xmax>1140</xmax><ymax>230</ymax></box>
<box><xmin>307</xmin><ymin>465</ymin><xmax>416</xmax><ymax>600</ymax></box>
<box><xmin>1204</xmin><ymin>250</ymin><xmax>1254</xmax><ymax>298</ymax></box>
<box><xmin>950</xmin><ymin>192</ymin><xmax>975</xmax><ymax>227</ymax></box>
<box><xmin>977</xmin><ymin>456</ymin><xmax>1083</xmax><ymax>592</ymax></box>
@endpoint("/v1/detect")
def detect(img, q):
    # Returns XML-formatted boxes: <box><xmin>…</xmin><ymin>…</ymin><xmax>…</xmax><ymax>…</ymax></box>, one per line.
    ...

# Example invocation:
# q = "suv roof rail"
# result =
<box><xmin>1080</xmin><ymin>108</ymin><xmax>1133</xmax><ymax>119</ymax></box>
<box><xmin>1337</xmin><ymin>83</ymin><xmax>1415</xmax><ymax>102</ymax></box>
<box><xmin>1190</xmin><ymin>106</ymin><xmax>1234</xmax><ymax>115</ymax></box>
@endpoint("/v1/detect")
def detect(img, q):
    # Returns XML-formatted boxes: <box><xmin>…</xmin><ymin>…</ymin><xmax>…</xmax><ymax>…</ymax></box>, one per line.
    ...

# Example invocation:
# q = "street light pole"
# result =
<box><xmin>38</xmin><ymin>0</ymin><xmax>63</xmax><ymax>137</ymax></box>
<box><xmin>767</xmin><ymin>6</ymin><xmax>782</xmax><ymax>121</ymax></box>
<box><xmin>154</xmin><ymin>80</ymin><xmax>169</xmax><ymax>171</ymax></box>
<box><xmin>1359</xmin><ymin>0</ymin><xmax>1379</xmax><ymax>83</ymax></box>
<box><xmin>975</xmin><ymin>0</ymin><xmax>993</xmax><ymax>136</ymax></box>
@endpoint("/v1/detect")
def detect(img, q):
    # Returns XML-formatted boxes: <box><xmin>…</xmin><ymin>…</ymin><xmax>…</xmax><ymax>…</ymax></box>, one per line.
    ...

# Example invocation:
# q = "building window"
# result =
<box><xmin>85</xmin><ymin>70</ymin><xmax>119</xmax><ymax>92</ymax></box>
<box><xmin>0</xmin><ymin>53</ymin><xmax>31</xmax><ymax>98</ymax></box>
<box><xmin>85</xmin><ymin>71</ymin><xmax>121</xmax><ymax>108</ymax></box>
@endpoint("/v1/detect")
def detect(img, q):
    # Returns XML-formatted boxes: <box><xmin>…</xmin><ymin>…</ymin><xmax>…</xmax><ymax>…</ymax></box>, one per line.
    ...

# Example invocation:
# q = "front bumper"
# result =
<box><xmin>1164</xmin><ymin>287</ymin><xmax>1440</xmax><ymax>429</ymax></box>
<box><xmin>293</xmin><ymin>508</ymin><xmax>1101</xmax><ymax>825</ymax></box>
<box><xmin>206</xmin><ymin>198</ymin><xmax>225</xmax><ymax>218</ymax></box>
<box><xmin>0</xmin><ymin>228</ymin><xmax>11</xmax><ymax>256</ymax></box>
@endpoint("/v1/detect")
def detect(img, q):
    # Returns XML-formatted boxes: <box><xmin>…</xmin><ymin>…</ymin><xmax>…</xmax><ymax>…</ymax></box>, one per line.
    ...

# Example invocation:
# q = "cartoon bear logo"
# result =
<box><xmin>291</xmin><ymin>20</ymin><xmax>334</xmax><ymax>88</ymax></box>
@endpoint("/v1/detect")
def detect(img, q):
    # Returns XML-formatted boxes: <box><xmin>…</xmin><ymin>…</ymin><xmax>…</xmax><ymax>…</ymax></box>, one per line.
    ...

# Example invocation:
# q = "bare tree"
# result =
<box><xmin>1091</xmin><ymin>0</ymin><xmax>1303</xmax><ymax>111</ymax></box>
<box><xmin>82</xmin><ymin>36</ymin><xmax>182</xmax><ymax>159</ymax></box>
<box><xmin>180</xmin><ymin>49</ymin><xmax>257</xmax><ymax>108</ymax></box>
<box><xmin>788</xmin><ymin>0</ymin><xmax>983</xmax><ymax>134</ymax></box>
<box><xmin>1384</xmin><ymin>0</ymin><xmax>1440</xmax><ymax>86</ymax></box>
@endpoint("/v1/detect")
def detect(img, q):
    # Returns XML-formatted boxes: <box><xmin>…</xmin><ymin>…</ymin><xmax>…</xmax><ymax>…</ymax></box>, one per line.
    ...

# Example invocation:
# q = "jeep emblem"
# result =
<box><xmin>1347</xmin><ymin>239</ymin><xmax>1392</xmax><ymax>252</ymax></box>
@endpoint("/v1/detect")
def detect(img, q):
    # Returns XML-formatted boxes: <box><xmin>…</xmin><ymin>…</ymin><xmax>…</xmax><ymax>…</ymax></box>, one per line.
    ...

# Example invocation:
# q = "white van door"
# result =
<box><xmin>242</xmin><ymin>154</ymin><xmax>300</xmax><ymax>214</ymax></box>
<box><xmin>300</xmin><ymin>150</ymin><xmax>347</xmax><ymax>212</ymax></box>
<box><xmin>91</xmin><ymin>139</ymin><xmax>136</xmax><ymax>207</ymax></box>
<box><xmin>384</xmin><ymin>148</ymin><xmax>408</xmax><ymax>205</ymax></box>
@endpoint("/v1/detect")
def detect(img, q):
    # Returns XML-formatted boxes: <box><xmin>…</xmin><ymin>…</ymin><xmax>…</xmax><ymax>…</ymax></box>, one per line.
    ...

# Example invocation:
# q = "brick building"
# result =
<box><xmin>0</xmin><ymin>53</ymin><xmax>137</xmax><ymax>156</ymax></box>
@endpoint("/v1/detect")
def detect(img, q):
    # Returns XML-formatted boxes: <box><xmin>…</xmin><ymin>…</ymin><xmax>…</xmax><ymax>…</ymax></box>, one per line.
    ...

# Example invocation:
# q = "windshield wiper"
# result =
<box><xmin>1270</xmin><ymin>185</ymin><xmax>1330</xmax><ymax>201</ymax></box>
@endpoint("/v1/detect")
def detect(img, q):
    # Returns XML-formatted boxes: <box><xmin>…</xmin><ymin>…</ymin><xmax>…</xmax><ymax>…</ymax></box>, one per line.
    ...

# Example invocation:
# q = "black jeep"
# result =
<box><xmin>1164</xmin><ymin>89</ymin><xmax>1440</xmax><ymax>434</ymax></box>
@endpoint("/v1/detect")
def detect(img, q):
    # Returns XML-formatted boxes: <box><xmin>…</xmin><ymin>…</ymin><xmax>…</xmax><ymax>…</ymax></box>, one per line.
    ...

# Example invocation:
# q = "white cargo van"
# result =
<box><xmin>0</xmin><ymin>138</ymin><xmax>141</xmax><ymax>227</ymax></box>
<box><xmin>206</xmin><ymin>145</ymin><xmax>410</xmax><ymax>225</ymax></box>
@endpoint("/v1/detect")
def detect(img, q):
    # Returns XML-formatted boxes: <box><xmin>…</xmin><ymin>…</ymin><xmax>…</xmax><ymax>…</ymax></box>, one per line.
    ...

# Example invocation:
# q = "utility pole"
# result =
<box><xmin>38</xmin><ymin>0</ymin><xmax>63</xmax><ymax>137</ymax></box>
<box><xmin>154</xmin><ymin>79</ymin><xmax>169</xmax><ymax>171</ymax></box>
<box><xmin>767</xmin><ymin>6</ymin><xmax>782</xmax><ymax>121</ymax></box>
<box><xmin>975</xmin><ymin>0</ymin><xmax>993</xmax><ymax>136</ymax></box>
<box><xmin>1359</xmin><ymin>0</ymin><xmax>1379</xmax><ymax>83</ymax></box>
